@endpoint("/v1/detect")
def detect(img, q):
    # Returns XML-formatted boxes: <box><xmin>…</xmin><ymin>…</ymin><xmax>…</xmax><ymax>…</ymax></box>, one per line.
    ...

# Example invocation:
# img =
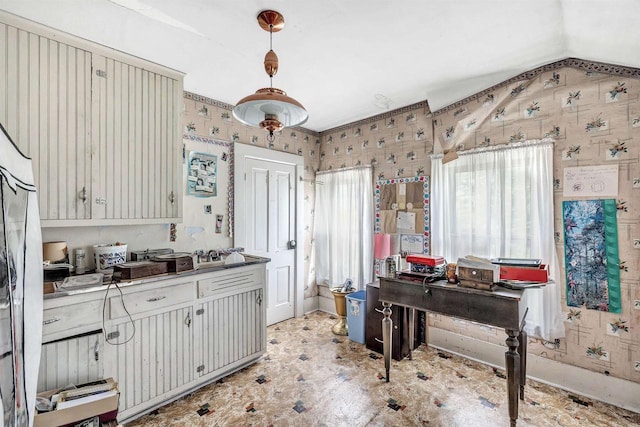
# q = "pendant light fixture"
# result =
<box><xmin>232</xmin><ymin>10</ymin><xmax>308</xmax><ymax>142</ymax></box>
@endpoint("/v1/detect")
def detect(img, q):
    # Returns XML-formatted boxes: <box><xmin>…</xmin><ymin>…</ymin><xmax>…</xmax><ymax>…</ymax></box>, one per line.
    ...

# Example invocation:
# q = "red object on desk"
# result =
<box><xmin>499</xmin><ymin>264</ymin><xmax>548</xmax><ymax>282</ymax></box>
<box><xmin>405</xmin><ymin>254</ymin><xmax>445</xmax><ymax>266</ymax></box>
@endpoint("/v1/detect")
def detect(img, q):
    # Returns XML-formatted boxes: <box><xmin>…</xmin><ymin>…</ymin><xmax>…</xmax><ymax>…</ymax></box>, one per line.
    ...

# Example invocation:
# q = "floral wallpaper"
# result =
<box><xmin>429</xmin><ymin>63</ymin><xmax>639</xmax><ymax>383</ymax></box>
<box><xmin>185</xmin><ymin>58</ymin><xmax>640</xmax><ymax>384</ymax></box>
<box><xmin>182</xmin><ymin>93</ymin><xmax>321</xmax><ymax>300</ymax></box>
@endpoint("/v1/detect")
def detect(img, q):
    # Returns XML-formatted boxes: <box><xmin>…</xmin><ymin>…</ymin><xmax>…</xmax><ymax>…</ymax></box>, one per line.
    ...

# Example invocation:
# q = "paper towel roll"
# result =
<box><xmin>43</xmin><ymin>241</ymin><xmax>67</xmax><ymax>263</ymax></box>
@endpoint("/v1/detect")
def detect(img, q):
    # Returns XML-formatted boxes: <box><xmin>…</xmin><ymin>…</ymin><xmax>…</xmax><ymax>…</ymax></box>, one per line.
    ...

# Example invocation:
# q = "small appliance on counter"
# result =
<box><xmin>43</xmin><ymin>263</ymin><xmax>74</xmax><ymax>282</ymax></box>
<box><xmin>43</xmin><ymin>241</ymin><xmax>74</xmax><ymax>281</ymax></box>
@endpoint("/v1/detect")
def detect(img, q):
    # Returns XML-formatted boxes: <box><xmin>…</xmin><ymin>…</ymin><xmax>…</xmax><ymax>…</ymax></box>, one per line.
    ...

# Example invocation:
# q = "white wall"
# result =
<box><xmin>42</xmin><ymin>138</ymin><xmax>233</xmax><ymax>269</ymax></box>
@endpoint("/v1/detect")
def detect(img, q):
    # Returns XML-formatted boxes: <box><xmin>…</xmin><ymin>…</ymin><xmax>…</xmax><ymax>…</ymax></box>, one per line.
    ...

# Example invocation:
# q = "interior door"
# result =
<box><xmin>243</xmin><ymin>157</ymin><xmax>296</xmax><ymax>325</ymax></box>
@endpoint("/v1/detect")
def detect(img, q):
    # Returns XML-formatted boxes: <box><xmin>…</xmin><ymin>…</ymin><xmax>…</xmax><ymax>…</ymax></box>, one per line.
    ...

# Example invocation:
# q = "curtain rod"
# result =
<box><xmin>315</xmin><ymin>165</ymin><xmax>373</xmax><ymax>176</ymax></box>
<box><xmin>431</xmin><ymin>138</ymin><xmax>555</xmax><ymax>159</ymax></box>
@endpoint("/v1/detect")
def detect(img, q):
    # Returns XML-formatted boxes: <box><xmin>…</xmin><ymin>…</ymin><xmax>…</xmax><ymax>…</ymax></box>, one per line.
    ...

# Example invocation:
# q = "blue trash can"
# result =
<box><xmin>346</xmin><ymin>290</ymin><xmax>366</xmax><ymax>344</ymax></box>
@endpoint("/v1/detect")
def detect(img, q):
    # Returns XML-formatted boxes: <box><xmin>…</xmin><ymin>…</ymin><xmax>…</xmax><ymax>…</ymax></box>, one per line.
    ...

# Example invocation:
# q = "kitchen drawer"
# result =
<box><xmin>198</xmin><ymin>267</ymin><xmax>262</xmax><ymax>298</ymax></box>
<box><xmin>109</xmin><ymin>281</ymin><xmax>193</xmax><ymax>319</ymax></box>
<box><xmin>42</xmin><ymin>300</ymin><xmax>103</xmax><ymax>337</ymax></box>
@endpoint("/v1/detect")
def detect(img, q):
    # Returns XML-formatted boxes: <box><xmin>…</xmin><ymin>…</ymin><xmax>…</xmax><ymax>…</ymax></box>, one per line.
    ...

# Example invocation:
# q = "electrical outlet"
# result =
<box><xmin>635</xmin><ymin>361</ymin><xmax>640</xmax><ymax>372</ymax></box>
<box><xmin>634</xmin><ymin>239</ymin><xmax>640</xmax><ymax>249</ymax></box>
<box><xmin>634</xmin><ymin>300</ymin><xmax>640</xmax><ymax>310</ymax></box>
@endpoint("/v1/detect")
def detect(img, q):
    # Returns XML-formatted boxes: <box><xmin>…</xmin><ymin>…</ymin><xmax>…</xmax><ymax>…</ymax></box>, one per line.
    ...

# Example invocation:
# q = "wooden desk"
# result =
<box><xmin>379</xmin><ymin>277</ymin><xmax>527</xmax><ymax>427</ymax></box>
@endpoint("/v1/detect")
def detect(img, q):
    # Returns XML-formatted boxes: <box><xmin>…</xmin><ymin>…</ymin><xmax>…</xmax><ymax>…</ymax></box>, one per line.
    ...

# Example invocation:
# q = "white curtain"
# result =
<box><xmin>431</xmin><ymin>140</ymin><xmax>565</xmax><ymax>340</ymax></box>
<box><xmin>314</xmin><ymin>166</ymin><xmax>374</xmax><ymax>289</ymax></box>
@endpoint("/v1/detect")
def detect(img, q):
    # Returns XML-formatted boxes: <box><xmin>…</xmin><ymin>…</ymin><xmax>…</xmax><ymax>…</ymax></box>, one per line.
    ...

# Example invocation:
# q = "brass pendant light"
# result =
<box><xmin>232</xmin><ymin>10</ymin><xmax>308</xmax><ymax>142</ymax></box>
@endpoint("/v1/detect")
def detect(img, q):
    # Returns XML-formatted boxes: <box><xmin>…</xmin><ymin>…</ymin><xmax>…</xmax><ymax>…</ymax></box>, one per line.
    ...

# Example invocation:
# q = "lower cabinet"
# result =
<box><xmin>195</xmin><ymin>285</ymin><xmax>265</xmax><ymax>377</ymax></box>
<box><xmin>194</xmin><ymin>264</ymin><xmax>266</xmax><ymax>380</ymax></box>
<box><xmin>105</xmin><ymin>304</ymin><xmax>195</xmax><ymax>419</ymax></box>
<box><xmin>38</xmin><ymin>330</ymin><xmax>104</xmax><ymax>392</ymax></box>
<box><xmin>39</xmin><ymin>262</ymin><xmax>267</xmax><ymax>423</ymax></box>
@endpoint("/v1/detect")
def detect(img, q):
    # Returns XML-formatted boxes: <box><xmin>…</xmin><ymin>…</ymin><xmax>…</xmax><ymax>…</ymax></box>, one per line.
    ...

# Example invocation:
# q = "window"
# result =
<box><xmin>314</xmin><ymin>167</ymin><xmax>374</xmax><ymax>289</ymax></box>
<box><xmin>431</xmin><ymin>140</ymin><xmax>564</xmax><ymax>340</ymax></box>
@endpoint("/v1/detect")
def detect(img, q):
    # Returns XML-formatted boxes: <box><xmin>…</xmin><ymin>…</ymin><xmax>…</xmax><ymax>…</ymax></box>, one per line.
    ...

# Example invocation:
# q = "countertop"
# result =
<box><xmin>44</xmin><ymin>254</ymin><xmax>270</xmax><ymax>300</ymax></box>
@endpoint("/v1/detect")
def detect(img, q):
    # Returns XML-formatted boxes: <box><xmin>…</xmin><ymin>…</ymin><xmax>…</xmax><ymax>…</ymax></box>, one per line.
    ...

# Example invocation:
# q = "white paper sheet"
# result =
<box><xmin>563</xmin><ymin>164</ymin><xmax>618</xmax><ymax>197</ymax></box>
<box><xmin>396</xmin><ymin>211</ymin><xmax>415</xmax><ymax>233</ymax></box>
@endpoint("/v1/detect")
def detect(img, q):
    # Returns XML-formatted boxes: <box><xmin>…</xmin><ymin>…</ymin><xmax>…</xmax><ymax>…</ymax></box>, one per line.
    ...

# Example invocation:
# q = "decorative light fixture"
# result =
<box><xmin>232</xmin><ymin>10</ymin><xmax>308</xmax><ymax>142</ymax></box>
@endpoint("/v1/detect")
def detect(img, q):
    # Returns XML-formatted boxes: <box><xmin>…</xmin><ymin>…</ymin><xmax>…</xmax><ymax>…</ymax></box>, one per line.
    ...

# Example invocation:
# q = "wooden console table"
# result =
<box><xmin>379</xmin><ymin>276</ymin><xmax>527</xmax><ymax>427</ymax></box>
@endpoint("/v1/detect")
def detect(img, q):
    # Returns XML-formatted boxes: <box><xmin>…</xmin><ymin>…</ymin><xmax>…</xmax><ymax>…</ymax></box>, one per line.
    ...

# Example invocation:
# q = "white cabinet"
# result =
<box><xmin>0</xmin><ymin>20</ymin><xmax>93</xmax><ymax>222</ymax></box>
<box><xmin>91</xmin><ymin>54</ymin><xmax>182</xmax><ymax>222</ymax></box>
<box><xmin>195</xmin><ymin>266</ymin><xmax>266</xmax><ymax>377</ymax></box>
<box><xmin>0</xmin><ymin>11</ymin><xmax>183</xmax><ymax>226</ymax></box>
<box><xmin>38</xmin><ymin>331</ymin><xmax>103</xmax><ymax>392</ymax></box>
<box><xmin>37</xmin><ymin>262</ymin><xmax>267</xmax><ymax>423</ymax></box>
<box><xmin>38</xmin><ymin>294</ymin><xmax>105</xmax><ymax>392</ymax></box>
<box><xmin>103</xmin><ymin>278</ymin><xmax>195</xmax><ymax>419</ymax></box>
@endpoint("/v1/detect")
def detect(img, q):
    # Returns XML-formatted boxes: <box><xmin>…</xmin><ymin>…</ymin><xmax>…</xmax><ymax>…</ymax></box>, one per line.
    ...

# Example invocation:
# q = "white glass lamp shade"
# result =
<box><xmin>232</xmin><ymin>87</ymin><xmax>308</xmax><ymax>129</ymax></box>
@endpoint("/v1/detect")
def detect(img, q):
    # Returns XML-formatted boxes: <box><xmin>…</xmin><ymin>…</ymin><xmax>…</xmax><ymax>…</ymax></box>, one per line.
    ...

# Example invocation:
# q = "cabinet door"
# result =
<box><xmin>37</xmin><ymin>331</ymin><xmax>103</xmax><ymax>392</ymax></box>
<box><xmin>91</xmin><ymin>54</ymin><xmax>182</xmax><ymax>221</ymax></box>
<box><xmin>106</xmin><ymin>306</ymin><xmax>194</xmax><ymax>416</ymax></box>
<box><xmin>0</xmin><ymin>23</ymin><xmax>92</xmax><ymax>221</ymax></box>
<box><xmin>196</xmin><ymin>286</ymin><xmax>265</xmax><ymax>377</ymax></box>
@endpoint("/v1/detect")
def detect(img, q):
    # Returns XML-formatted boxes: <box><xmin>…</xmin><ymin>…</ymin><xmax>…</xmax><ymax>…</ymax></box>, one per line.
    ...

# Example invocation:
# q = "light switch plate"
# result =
<box><xmin>634</xmin><ymin>239</ymin><xmax>640</xmax><ymax>249</ymax></box>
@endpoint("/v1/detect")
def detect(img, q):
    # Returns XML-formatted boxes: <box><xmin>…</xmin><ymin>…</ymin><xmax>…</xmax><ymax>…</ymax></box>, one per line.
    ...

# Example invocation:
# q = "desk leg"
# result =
<box><xmin>518</xmin><ymin>328</ymin><xmax>527</xmax><ymax>400</ymax></box>
<box><xmin>505</xmin><ymin>330</ymin><xmax>520</xmax><ymax>427</ymax></box>
<box><xmin>382</xmin><ymin>302</ymin><xmax>393</xmax><ymax>382</ymax></box>
<box><xmin>408</xmin><ymin>308</ymin><xmax>415</xmax><ymax>360</ymax></box>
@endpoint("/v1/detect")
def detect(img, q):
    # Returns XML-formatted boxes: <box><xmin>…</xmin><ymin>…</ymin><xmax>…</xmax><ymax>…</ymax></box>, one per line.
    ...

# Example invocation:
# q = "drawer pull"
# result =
<box><xmin>375</xmin><ymin>308</ymin><xmax>384</xmax><ymax>314</ymax></box>
<box><xmin>43</xmin><ymin>318</ymin><xmax>60</xmax><ymax>325</ymax></box>
<box><xmin>375</xmin><ymin>337</ymin><xmax>384</xmax><ymax>344</ymax></box>
<box><xmin>147</xmin><ymin>296</ymin><xmax>166</xmax><ymax>302</ymax></box>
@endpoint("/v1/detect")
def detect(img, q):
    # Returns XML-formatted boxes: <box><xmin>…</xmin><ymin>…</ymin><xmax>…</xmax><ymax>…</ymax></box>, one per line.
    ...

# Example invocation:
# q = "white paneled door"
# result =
<box><xmin>234</xmin><ymin>143</ymin><xmax>303</xmax><ymax>326</ymax></box>
<box><xmin>244</xmin><ymin>158</ymin><xmax>295</xmax><ymax>325</ymax></box>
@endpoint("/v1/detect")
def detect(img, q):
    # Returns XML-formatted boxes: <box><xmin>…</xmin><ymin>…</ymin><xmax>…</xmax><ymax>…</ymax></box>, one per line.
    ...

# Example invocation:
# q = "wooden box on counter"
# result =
<box><xmin>114</xmin><ymin>261</ymin><xmax>169</xmax><ymax>280</ymax></box>
<box><xmin>457</xmin><ymin>266</ymin><xmax>498</xmax><ymax>291</ymax></box>
<box><xmin>151</xmin><ymin>254</ymin><xmax>194</xmax><ymax>272</ymax></box>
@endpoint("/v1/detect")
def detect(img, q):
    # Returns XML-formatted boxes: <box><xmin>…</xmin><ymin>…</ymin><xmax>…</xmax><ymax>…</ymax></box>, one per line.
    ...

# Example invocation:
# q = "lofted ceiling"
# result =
<box><xmin>1</xmin><ymin>0</ymin><xmax>639</xmax><ymax>132</ymax></box>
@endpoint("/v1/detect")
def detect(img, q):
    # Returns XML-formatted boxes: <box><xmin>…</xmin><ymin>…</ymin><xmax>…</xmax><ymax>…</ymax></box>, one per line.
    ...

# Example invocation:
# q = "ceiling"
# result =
<box><xmin>1</xmin><ymin>0</ymin><xmax>640</xmax><ymax>132</ymax></box>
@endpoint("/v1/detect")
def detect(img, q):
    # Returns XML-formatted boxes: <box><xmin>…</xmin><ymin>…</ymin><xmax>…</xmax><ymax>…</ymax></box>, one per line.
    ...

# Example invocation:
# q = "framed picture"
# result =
<box><xmin>187</xmin><ymin>151</ymin><xmax>217</xmax><ymax>197</ymax></box>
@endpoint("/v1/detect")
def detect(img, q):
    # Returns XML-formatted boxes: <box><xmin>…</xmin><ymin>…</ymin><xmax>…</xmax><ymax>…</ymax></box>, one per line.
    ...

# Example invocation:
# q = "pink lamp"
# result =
<box><xmin>374</xmin><ymin>234</ymin><xmax>391</xmax><ymax>259</ymax></box>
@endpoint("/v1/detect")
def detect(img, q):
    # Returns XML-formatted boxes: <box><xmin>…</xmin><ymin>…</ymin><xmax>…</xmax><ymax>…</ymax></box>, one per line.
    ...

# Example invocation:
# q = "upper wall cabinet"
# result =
<box><xmin>0</xmin><ymin>12</ymin><xmax>184</xmax><ymax>226</ymax></box>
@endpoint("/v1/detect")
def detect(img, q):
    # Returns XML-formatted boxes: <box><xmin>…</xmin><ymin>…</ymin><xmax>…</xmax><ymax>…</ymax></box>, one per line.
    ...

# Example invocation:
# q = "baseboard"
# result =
<box><xmin>303</xmin><ymin>296</ymin><xmax>318</xmax><ymax>315</ymax></box>
<box><xmin>317</xmin><ymin>284</ymin><xmax>336</xmax><ymax>314</ymax></box>
<box><xmin>428</xmin><ymin>327</ymin><xmax>640</xmax><ymax>413</ymax></box>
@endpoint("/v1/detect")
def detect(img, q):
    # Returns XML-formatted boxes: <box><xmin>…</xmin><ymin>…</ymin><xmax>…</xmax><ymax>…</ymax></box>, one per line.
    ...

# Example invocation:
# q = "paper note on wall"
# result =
<box><xmin>563</xmin><ymin>164</ymin><xmax>618</xmax><ymax>197</ymax></box>
<box><xmin>400</xmin><ymin>234</ymin><xmax>424</xmax><ymax>254</ymax></box>
<box><xmin>396</xmin><ymin>211</ymin><xmax>415</xmax><ymax>233</ymax></box>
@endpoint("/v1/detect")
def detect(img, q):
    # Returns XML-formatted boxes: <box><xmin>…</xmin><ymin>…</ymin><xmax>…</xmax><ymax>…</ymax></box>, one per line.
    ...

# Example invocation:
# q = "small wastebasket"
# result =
<box><xmin>346</xmin><ymin>290</ymin><xmax>366</xmax><ymax>344</ymax></box>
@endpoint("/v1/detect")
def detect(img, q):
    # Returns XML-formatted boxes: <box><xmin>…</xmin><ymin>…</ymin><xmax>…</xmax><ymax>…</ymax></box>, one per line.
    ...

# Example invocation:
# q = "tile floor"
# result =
<box><xmin>126</xmin><ymin>311</ymin><xmax>639</xmax><ymax>426</ymax></box>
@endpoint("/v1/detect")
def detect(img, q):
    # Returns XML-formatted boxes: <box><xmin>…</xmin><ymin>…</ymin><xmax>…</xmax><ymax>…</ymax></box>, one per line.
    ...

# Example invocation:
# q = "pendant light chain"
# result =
<box><xmin>269</xmin><ymin>24</ymin><xmax>274</xmax><ymax>89</ymax></box>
